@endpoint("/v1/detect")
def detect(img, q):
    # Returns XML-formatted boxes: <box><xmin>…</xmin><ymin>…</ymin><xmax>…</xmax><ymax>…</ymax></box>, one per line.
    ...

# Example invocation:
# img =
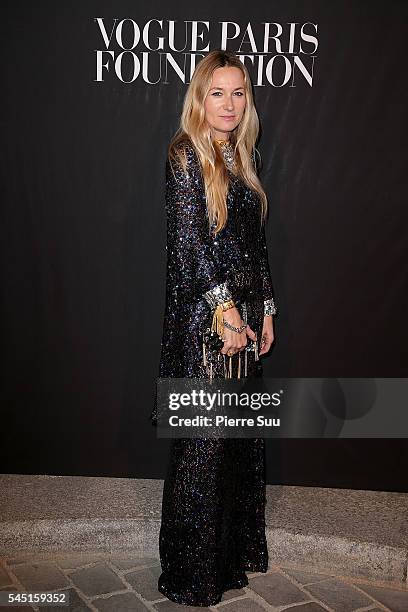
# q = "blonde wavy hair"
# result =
<box><xmin>168</xmin><ymin>49</ymin><xmax>268</xmax><ymax>235</ymax></box>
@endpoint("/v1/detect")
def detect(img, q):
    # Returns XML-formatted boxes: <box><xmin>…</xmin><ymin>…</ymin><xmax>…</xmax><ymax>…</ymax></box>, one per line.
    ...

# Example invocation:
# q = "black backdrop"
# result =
<box><xmin>2</xmin><ymin>1</ymin><xmax>407</xmax><ymax>490</ymax></box>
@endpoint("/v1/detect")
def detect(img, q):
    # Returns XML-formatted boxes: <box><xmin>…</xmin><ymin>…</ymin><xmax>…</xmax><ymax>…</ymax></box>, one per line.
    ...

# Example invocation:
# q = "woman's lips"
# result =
<box><xmin>221</xmin><ymin>116</ymin><xmax>236</xmax><ymax>121</ymax></box>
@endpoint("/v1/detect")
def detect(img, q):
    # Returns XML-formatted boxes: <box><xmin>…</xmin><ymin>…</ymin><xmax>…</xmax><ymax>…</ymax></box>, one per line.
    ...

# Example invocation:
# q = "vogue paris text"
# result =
<box><xmin>94</xmin><ymin>18</ymin><xmax>318</xmax><ymax>86</ymax></box>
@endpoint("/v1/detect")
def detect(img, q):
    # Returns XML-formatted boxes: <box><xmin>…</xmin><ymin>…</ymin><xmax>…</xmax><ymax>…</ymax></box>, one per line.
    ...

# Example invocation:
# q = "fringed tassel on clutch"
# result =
<box><xmin>211</xmin><ymin>304</ymin><xmax>225</xmax><ymax>337</ymax></box>
<box><xmin>254</xmin><ymin>339</ymin><xmax>259</xmax><ymax>361</ymax></box>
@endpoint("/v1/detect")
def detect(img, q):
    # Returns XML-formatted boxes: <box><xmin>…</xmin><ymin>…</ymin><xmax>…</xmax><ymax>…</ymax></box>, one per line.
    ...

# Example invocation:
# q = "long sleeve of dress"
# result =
<box><xmin>258</xmin><ymin>222</ymin><xmax>275</xmax><ymax>303</ymax></box>
<box><xmin>165</xmin><ymin>145</ymin><xmax>234</xmax><ymax>307</ymax></box>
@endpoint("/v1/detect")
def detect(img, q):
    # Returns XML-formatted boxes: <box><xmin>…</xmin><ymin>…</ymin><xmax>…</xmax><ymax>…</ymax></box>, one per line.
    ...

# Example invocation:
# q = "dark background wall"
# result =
<box><xmin>1</xmin><ymin>1</ymin><xmax>407</xmax><ymax>490</ymax></box>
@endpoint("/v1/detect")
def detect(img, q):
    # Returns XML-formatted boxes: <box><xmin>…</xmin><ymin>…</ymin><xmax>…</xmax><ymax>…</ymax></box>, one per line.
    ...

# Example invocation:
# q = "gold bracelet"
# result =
<box><xmin>220</xmin><ymin>299</ymin><xmax>235</xmax><ymax>312</ymax></box>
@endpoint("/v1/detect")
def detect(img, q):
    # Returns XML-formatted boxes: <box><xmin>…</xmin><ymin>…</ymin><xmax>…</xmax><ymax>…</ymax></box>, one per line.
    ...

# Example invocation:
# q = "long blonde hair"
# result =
<box><xmin>168</xmin><ymin>49</ymin><xmax>268</xmax><ymax>235</ymax></box>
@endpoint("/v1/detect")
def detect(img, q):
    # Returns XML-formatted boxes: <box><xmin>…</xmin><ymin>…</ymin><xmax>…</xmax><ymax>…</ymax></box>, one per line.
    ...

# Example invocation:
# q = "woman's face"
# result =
<box><xmin>204</xmin><ymin>66</ymin><xmax>246</xmax><ymax>140</ymax></box>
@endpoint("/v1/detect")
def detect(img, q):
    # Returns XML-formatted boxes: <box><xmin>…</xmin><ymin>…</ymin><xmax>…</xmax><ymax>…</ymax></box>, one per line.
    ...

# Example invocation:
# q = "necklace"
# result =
<box><xmin>215</xmin><ymin>139</ymin><xmax>235</xmax><ymax>171</ymax></box>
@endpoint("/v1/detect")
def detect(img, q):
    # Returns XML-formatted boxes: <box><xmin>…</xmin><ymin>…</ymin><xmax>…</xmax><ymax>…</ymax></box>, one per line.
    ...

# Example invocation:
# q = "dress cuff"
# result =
<box><xmin>203</xmin><ymin>282</ymin><xmax>233</xmax><ymax>309</ymax></box>
<box><xmin>264</xmin><ymin>297</ymin><xmax>277</xmax><ymax>317</ymax></box>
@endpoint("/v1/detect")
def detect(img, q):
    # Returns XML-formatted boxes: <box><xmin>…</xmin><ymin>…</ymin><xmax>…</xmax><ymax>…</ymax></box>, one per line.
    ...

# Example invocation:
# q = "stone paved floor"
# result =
<box><xmin>0</xmin><ymin>553</ymin><xmax>407</xmax><ymax>612</ymax></box>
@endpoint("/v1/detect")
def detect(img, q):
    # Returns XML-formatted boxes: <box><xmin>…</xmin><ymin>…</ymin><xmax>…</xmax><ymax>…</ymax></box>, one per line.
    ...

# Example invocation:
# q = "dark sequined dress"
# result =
<box><xmin>151</xmin><ymin>138</ymin><xmax>276</xmax><ymax>607</ymax></box>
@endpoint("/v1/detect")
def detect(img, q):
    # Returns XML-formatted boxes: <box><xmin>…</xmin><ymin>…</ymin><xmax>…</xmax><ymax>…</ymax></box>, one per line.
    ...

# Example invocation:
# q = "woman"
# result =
<box><xmin>150</xmin><ymin>49</ymin><xmax>277</xmax><ymax>606</ymax></box>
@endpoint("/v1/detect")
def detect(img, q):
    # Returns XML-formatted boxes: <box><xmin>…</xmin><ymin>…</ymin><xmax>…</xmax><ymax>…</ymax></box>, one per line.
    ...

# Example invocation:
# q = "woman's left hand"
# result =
<box><xmin>258</xmin><ymin>316</ymin><xmax>275</xmax><ymax>356</ymax></box>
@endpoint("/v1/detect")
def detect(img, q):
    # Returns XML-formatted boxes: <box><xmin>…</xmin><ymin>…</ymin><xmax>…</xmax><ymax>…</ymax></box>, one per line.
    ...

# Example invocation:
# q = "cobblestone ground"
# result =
<box><xmin>0</xmin><ymin>554</ymin><xmax>407</xmax><ymax>611</ymax></box>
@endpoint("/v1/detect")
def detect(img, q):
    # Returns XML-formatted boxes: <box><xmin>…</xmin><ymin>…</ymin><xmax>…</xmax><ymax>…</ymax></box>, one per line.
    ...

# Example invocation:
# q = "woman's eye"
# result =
<box><xmin>211</xmin><ymin>91</ymin><xmax>244</xmax><ymax>96</ymax></box>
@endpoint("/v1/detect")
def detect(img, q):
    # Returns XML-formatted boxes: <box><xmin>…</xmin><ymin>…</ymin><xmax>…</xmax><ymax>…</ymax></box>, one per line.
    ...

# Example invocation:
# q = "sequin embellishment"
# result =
<box><xmin>151</xmin><ymin>138</ymin><xmax>276</xmax><ymax>606</ymax></box>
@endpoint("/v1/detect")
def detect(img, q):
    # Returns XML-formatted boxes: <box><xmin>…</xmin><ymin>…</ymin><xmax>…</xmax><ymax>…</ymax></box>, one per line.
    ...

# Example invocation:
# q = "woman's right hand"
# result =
<box><xmin>220</xmin><ymin>307</ymin><xmax>257</xmax><ymax>356</ymax></box>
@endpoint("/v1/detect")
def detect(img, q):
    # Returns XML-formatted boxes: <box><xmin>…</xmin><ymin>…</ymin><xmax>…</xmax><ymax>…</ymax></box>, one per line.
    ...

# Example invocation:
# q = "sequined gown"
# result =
<box><xmin>150</xmin><ymin>138</ymin><xmax>276</xmax><ymax>607</ymax></box>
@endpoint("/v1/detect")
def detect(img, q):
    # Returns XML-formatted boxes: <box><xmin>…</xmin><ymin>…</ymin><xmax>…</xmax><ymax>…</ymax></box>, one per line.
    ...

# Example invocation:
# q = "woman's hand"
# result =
<box><xmin>220</xmin><ymin>307</ymin><xmax>257</xmax><ymax>356</ymax></box>
<box><xmin>259</xmin><ymin>315</ymin><xmax>275</xmax><ymax>356</ymax></box>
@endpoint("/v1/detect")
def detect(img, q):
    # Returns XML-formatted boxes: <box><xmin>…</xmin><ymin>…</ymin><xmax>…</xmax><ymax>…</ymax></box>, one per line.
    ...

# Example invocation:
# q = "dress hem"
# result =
<box><xmin>158</xmin><ymin>562</ymin><xmax>268</xmax><ymax>607</ymax></box>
